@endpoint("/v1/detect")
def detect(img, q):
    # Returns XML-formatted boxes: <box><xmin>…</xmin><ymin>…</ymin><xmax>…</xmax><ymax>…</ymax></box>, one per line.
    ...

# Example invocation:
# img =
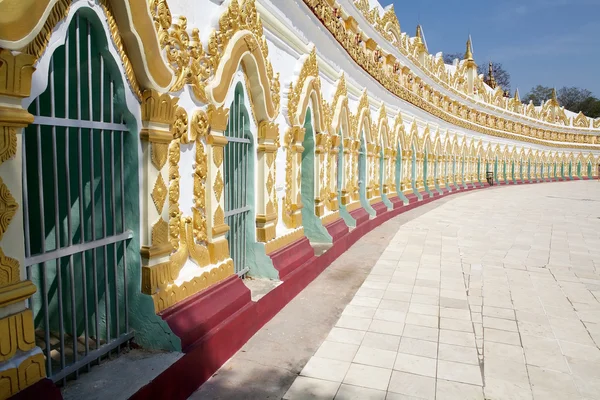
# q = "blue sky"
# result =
<box><xmin>379</xmin><ymin>0</ymin><xmax>600</xmax><ymax>97</ymax></box>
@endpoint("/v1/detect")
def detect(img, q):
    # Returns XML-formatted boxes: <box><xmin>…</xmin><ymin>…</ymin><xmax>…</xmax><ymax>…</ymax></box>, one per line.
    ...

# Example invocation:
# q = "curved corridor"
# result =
<box><xmin>195</xmin><ymin>180</ymin><xmax>600</xmax><ymax>400</ymax></box>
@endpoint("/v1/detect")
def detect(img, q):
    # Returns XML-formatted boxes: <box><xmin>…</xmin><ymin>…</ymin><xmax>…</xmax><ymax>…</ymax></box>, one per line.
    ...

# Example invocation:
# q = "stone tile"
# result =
<box><xmin>440</xmin><ymin>308</ymin><xmax>471</xmax><ymax>321</ymax></box>
<box><xmin>368</xmin><ymin>320</ymin><xmax>405</xmax><ymax>336</ymax></box>
<box><xmin>405</xmin><ymin>313</ymin><xmax>438</xmax><ymax>328</ymax></box>
<box><xmin>559</xmin><ymin>340</ymin><xmax>600</xmax><ymax>361</ymax></box>
<box><xmin>527</xmin><ymin>365</ymin><xmax>578</xmax><ymax>395</ymax></box>
<box><xmin>483</xmin><ymin>378</ymin><xmax>533</xmax><ymax>400</ymax></box>
<box><xmin>283</xmin><ymin>376</ymin><xmax>340</xmax><ymax>400</ymax></box>
<box><xmin>361</xmin><ymin>332</ymin><xmax>401</xmax><ymax>352</ymax></box>
<box><xmin>435</xmin><ymin>379</ymin><xmax>484</xmax><ymax>400</ymax></box>
<box><xmin>377</xmin><ymin>300</ymin><xmax>410</xmax><ymax>312</ymax></box>
<box><xmin>383</xmin><ymin>290</ymin><xmax>413</xmax><ymax>302</ymax></box>
<box><xmin>440</xmin><ymin>318</ymin><xmax>473</xmax><ymax>333</ymax></box>
<box><xmin>398</xmin><ymin>337</ymin><xmax>438</xmax><ymax>359</ymax></box>
<box><xmin>412</xmin><ymin>286</ymin><xmax>439</xmax><ymax>296</ymax></box>
<box><xmin>410</xmin><ymin>294</ymin><xmax>439</xmax><ymax>306</ymax></box>
<box><xmin>408</xmin><ymin>303</ymin><xmax>439</xmax><ymax>317</ymax></box>
<box><xmin>439</xmin><ymin>330</ymin><xmax>476</xmax><ymax>347</ymax></box>
<box><xmin>388</xmin><ymin>371</ymin><xmax>436</xmax><ymax>399</ymax></box>
<box><xmin>517</xmin><ymin>321</ymin><xmax>555</xmax><ymax>339</ymax></box>
<box><xmin>483</xmin><ymin>341</ymin><xmax>525</xmax><ymax>363</ymax></box>
<box><xmin>300</xmin><ymin>357</ymin><xmax>351</xmax><ymax>382</ymax></box>
<box><xmin>314</xmin><ymin>341</ymin><xmax>359</xmax><ymax>362</ymax></box>
<box><xmin>483</xmin><ymin>306</ymin><xmax>516</xmax><ymax>320</ymax></box>
<box><xmin>484</xmin><ymin>356</ymin><xmax>530</xmax><ymax>385</ymax></box>
<box><xmin>437</xmin><ymin>360</ymin><xmax>483</xmax><ymax>386</ymax></box>
<box><xmin>483</xmin><ymin>316</ymin><xmax>519</xmax><ymax>332</ymax></box>
<box><xmin>353</xmin><ymin>346</ymin><xmax>397</xmax><ymax>369</ymax></box>
<box><xmin>336</xmin><ymin>315</ymin><xmax>372</xmax><ymax>331</ymax></box>
<box><xmin>483</xmin><ymin>328</ymin><xmax>521</xmax><ymax>346</ymax></box>
<box><xmin>334</xmin><ymin>384</ymin><xmax>386</xmax><ymax>400</ymax></box>
<box><xmin>342</xmin><ymin>363</ymin><xmax>392</xmax><ymax>391</ymax></box>
<box><xmin>326</xmin><ymin>327</ymin><xmax>366</xmax><ymax>346</ymax></box>
<box><xmin>350</xmin><ymin>296</ymin><xmax>382</xmax><ymax>308</ymax></box>
<box><xmin>342</xmin><ymin>305</ymin><xmax>377</xmax><ymax>318</ymax></box>
<box><xmin>355</xmin><ymin>287</ymin><xmax>385</xmax><ymax>299</ymax></box>
<box><xmin>438</xmin><ymin>343</ymin><xmax>479</xmax><ymax>365</ymax></box>
<box><xmin>402</xmin><ymin>324</ymin><xmax>439</xmax><ymax>342</ymax></box>
<box><xmin>393</xmin><ymin>353</ymin><xmax>437</xmax><ymax>377</ymax></box>
<box><xmin>374</xmin><ymin>309</ymin><xmax>406</xmax><ymax>323</ymax></box>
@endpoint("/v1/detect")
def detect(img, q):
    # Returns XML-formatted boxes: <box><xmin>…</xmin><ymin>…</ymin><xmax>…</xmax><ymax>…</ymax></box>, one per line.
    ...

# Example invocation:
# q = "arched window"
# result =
<box><xmin>23</xmin><ymin>11</ymin><xmax>136</xmax><ymax>382</ymax></box>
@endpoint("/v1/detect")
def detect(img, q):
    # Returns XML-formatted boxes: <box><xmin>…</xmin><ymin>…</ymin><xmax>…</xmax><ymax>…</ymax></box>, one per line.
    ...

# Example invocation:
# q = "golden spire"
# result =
<box><xmin>464</xmin><ymin>36</ymin><xmax>474</xmax><ymax>61</ymax></box>
<box><xmin>551</xmin><ymin>87</ymin><xmax>558</xmax><ymax>104</ymax></box>
<box><xmin>486</xmin><ymin>61</ymin><xmax>497</xmax><ymax>89</ymax></box>
<box><xmin>415</xmin><ymin>24</ymin><xmax>423</xmax><ymax>43</ymax></box>
<box><xmin>514</xmin><ymin>88</ymin><xmax>520</xmax><ymax>102</ymax></box>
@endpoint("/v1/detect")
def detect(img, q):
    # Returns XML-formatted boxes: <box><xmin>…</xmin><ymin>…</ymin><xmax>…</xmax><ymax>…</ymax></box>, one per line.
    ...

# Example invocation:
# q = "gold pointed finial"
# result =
<box><xmin>415</xmin><ymin>24</ymin><xmax>423</xmax><ymax>43</ymax></box>
<box><xmin>514</xmin><ymin>88</ymin><xmax>520</xmax><ymax>101</ymax></box>
<box><xmin>464</xmin><ymin>36</ymin><xmax>474</xmax><ymax>60</ymax></box>
<box><xmin>551</xmin><ymin>88</ymin><xmax>558</xmax><ymax>103</ymax></box>
<box><xmin>486</xmin><ymin>61</ymin><xmax>497</xmax><ymax>89</ymax></box>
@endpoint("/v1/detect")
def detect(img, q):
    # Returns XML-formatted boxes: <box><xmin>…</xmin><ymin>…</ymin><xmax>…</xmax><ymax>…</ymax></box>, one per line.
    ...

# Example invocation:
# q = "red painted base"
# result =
<box><xmin>270</xmin><ymin>237</ymin><xmax>315</xmax><ymax>280</ymax></box>
<box><xmin>372</xmin><ymin>201</ymin><xmax>389</xmax><ymax>216</ymax></box>
<box><xmin>405</xmin><ymin>193</ymin><xmax>419</xmax><ymax>203</ymax></box>
<box><xmin>325</xmin><ymin>217</ymin><xmax>350</xmax><ymax>242</ymax></box>
<box><xmin>349</xmin><ymin>207</ymin><xmax>370</xmax><ymax>227</ymax></box>
<box><xmin>160</xmin><ymin>275</ymin><xmax>252</xmax><ymax>351</ymax></box>
<box><xmin>10</xmin><ymin>378</ymin><xmax>62</xmax><ymax>400</ymax></box>
<box><xmin>389</xmin><ymin>196</ymin><xmax>404</xmax><ymax>209</ymax></box>
<box><xmin>132</xmin><ymin>179</ymin><xmax>558</xmax><ymax>400</ymax></box>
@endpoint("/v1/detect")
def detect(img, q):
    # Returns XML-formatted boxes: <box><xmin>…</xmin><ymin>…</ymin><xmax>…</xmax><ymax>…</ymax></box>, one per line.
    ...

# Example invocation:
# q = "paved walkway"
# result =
<box><xmin>194</xmin><ymin>181</ymin><xmax>600</xmax><ymax>400</ymax></box>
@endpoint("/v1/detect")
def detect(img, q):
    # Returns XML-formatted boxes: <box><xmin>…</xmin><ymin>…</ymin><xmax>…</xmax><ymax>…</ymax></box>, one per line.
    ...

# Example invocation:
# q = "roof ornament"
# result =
<box><xmin>464</xmin><ymin>36</ymin><xmax>474</xmax><ymax>61</ymax></box>
<box><xmin>486</xmin><ymin>61</ymin><xmax>497</xmax><ymax>89</ymax></box>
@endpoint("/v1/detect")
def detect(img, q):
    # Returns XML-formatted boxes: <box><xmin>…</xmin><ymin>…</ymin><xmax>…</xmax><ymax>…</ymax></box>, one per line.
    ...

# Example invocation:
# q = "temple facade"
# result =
<box><xmin>0</xmin><ymin>0</ymin><xmax>599</xmax><ymax>397</ymax></box>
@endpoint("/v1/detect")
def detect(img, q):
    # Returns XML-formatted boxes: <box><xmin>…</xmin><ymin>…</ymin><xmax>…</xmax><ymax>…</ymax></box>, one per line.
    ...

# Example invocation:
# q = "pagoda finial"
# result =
<box><xmin>415</xmin><ymin>24</ymin><xmax>423</xmax><ymax>42</ymax></box>
<box><xmin>464</xmin><ymin>36</ymin><xmax>474</xmax><ymax>61</ymax></box>
<box><xmin>551</xmin><ymin>87</ymin><xmax>558</xmax><ymax>104</ymax></box>
<box><xmin>486</xmin><ymin>61</ymin><xmax>497</xmax><ymax>89</ymax></box>
<box><xmin>514</xmin><ymin>88</ymin><xmax>520</xmax><ymax>102</ymax></box>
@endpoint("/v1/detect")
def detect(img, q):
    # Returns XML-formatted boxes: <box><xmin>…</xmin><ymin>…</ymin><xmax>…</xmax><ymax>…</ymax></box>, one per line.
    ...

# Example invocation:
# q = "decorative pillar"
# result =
<box><xmin>427</xmin><ymin>153</ymin><xmax>435</xmax><ymax>188</ymax></box>
<box><xmin>327</xmin><ymin>134</ymin><xmax>340</xmax><ymax>211</ymax></box>
<box><xmin>314</xmin><ymin>132</ymin><xmax>327</xmax><ymax>216</ymax></box>
<box><xmin>205</xmin><ymin>105</ymin><xmax>230</xmax><ymax>264</ymax></box>
<box><xmin>351</xmin><ymin>139</ymin><xmax>360</xmax><ymax>202</ymax></box>
<box><xmin>340</xmin><ymin>138</ymin><xmax>353</xmax><ymax>205</ymax></box>
<box><xmin>139</xmin><ymin>91</ymin><xmax>178</xmax><ymax>298</ymax></box>
<box><xmin>401</xmin><ymin>150</ymin><xmax>412</xmax><ymax>194</ymax></box>
<box><xmin>0</xmin><ymin>49</ymin><xmax>46</xmax><ymax>397</ymax></box>
<box><xmin>282</xmin><ymin>126</ymin><xmax>304</xmax><ymax>228</ymax></box>
<box><xmin>416</xmin><ymin>152</ymin><xmax>425</xmax><ymax>191</ymax></box>
<box><xmin>256</xmin><ymin>121</ymin><xmax>279</xmax><ymax>242</ymax></box>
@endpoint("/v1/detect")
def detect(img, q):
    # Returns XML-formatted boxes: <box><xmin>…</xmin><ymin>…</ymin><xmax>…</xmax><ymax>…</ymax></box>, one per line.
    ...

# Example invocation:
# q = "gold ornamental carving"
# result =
<box><xmin>304</xmin><ymin>0</ymin><xmax>600</xmax><ymax>149</ymax></box>
<box><xmin>0</xmin><ymin>248</ymin><xmax>19</xmax><ymax>287</ymax></box>
<box><xmin>151</xmin><ymin>218</ymin><xmax>169</xmax><ymax>247</ymax></box>
<box><xmin>208</xmin><ymin>105</ymin><xmax>230</xmax><ymax>132</ymax></box>
<box><xmin>213</xmin><ymin>171</ymin><xmax>224</xmax><ymax>202</ymax></box>
<box><xmin>0</xmin><ymin>178</ymin><xmax>18</xmax><ymax>241</ymax></box>
<box><xmin>151</xmin><ymin>143</ymin><xmax>169</xmax><ymax>169</ymax></box>
<box><xmin>0</xmin><ymin>309</ymin><xmax>35</xmax><ymax>363</ymax></box>
<box><xmin>151</xmin><ymin>174</ymin><xmax>168</xmax><ymax>213</ymax></box>
<box><xmin>213</xmin><ymin>147</ymin><xmax>224</xmax><ymax>167</ymax></box>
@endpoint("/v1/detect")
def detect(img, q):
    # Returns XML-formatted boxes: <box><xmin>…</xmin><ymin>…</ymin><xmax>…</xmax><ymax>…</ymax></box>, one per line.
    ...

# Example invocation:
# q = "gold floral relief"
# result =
<box><xmin>151</xmin><ymin>174</ymin><xmax>168</xmax><ymax>213</ymax></box>
<box><xmin>303</xmin><ymin>0</ymin><xmax>600</xmax><ymax>148</ymax></box>
<box><xmin>151</xmin><ymin>143</ymin><xmax>169</xmax><ymax>170</ymax></box>
<box><xmin>0</xmin><ymin>177</ymin><xmax>18</xmax><ymax>242</ymax></box>
<box><xmin>213</xmin><ymin>205</ymin><xmax>225</xmax><ymax>226</ymax></box>
<box><xmin>151</xmin><ymin>218</ymin><xmax>169</xmax><ymax>247</ymax></box>
<box><xmin>0</xmin><ymin>247</ymin><xmax>19</xmax><ymax>287</ymax></box>
<box><xmin>0</xmin><ymin>127</ymin><xmax>17</xmax><ymax>166</ymax></box>
<box><xmin>213</xmin><ymin>147</ymin><xmax>224</xmax><ymax>167</ymax></box>
<box><xmin>213</xmin><ymin>171</ymin><xmax>224</xmax><ymax>202</ymax></box>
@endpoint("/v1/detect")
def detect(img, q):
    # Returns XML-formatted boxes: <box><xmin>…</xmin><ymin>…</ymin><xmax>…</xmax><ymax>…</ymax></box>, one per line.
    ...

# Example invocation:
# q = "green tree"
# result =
<box><xmin>521</xmin><ymin>85</ymin><xmax>553</xmax><ymax>105</ymax></box>
<box><xmin>442</xmin><ymin>52</ymin><xmax>511</xmax><ymax>92</ymax></box>
<box><xmin>523</xmin><ymin>86</ymin><xmax>600</xmax><ymax>118</ymax></box>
